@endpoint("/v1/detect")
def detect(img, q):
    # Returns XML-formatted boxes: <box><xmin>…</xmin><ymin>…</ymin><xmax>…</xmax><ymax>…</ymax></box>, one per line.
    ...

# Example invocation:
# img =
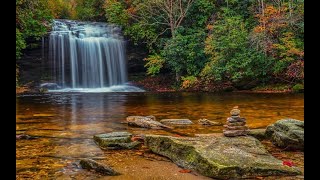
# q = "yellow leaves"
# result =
<box><xmin>144</xmin><ymin>54</ymin><xmax>165</xmax><ymax>76</ymax></box>
<box><xmin>206</xmin><ymin>24</ymin><xmax>214</xmax><ymax>30</ymax></box>
<box><xmin>253</xmin><ymin>26</ymin><xmax>264</xmax><ymax>33</ymax></box>
<box><xmin>254</xmin><ymin>5</ymin><xmax>288</xmax><ymax>35</ymax></box>
<box><xmin>127</xmin><ymin>7</ymin><xmax>136</xmax><ymax>15</ymax></box>
<box><xmin>181</xmin><ymin>76</ymin><xmax>198</xmax><ymax>89</ymax></box>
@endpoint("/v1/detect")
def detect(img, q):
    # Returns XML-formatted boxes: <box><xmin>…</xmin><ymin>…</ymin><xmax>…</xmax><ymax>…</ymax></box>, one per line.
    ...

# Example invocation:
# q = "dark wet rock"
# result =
<box><xmin>226</xmin><ymin>121</ymin><xmax>246</xmax><ymax>126</ymax></box>
<box><xmin>160</xmin><ymin>119</ymin><xmax>193</xmax><ymax>125</ymax></box>
<box><xmin>198</xmin><ymin>119</ymin><xmax>222</xmax><ymax>126</ymax></box>
<box><xmin>227</xmin><ymin>117</ymin><xmax>246</xmax><ymax>123</ymax></box>
<box><xmin>145</xmin><ymin>134</ymin><xmax>301</xmax><ymax>179</ymax></box>
<box><xmin>223</xmin><ymin>125</ymin><xmax>248</xmax><ymax>130</ymax></box>
<box><xmin>94</xmin><ymin>132</ymin><xmax>140</xmax><ymax>150</ymax></box>
<box><xmin>79</xmin><ymin>158</ymin><xmax>120</xmax><ymax>176</ymax></box>
<box><xmin>126</xmin><ymin>116</ymin><xmax>172</xmax><ymax>129</ymax></box>
<box><xmin>39</xmin><ymin>83</ymin><xmax>61</xmax><ymax>90</ymax></box>
<box><xmin>247</xmin><ymin>129</ymin><xmax>266</xmax><ymax>140</ymax></box>
<box><xmin>107</xmin><ymin>141</ymin><xmax>141</xmax><ymax>150</ymax></box>
<box><xmin>266</xmin><ymin>119</ymin><xmax>304</xmax><ymax>150</ymax></box>
<box><xmin>223</xmin><ymin>129</ymin><xmax>249</xmax><ymax>137</ymax></box>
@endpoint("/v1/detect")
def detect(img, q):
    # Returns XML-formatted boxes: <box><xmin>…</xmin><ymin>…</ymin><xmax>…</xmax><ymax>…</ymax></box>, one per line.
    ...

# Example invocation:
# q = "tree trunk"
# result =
<box><xmin>175</xmin><ymin>72</ymin><xmax>181</xmax><ymax>82</ymax></box>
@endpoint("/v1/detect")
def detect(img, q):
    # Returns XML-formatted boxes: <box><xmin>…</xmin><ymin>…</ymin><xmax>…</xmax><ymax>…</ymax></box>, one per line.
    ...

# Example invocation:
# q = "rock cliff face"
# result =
<box><xmin>145</xmin><ymin>134</ymin><xmax>301</xmax><ymax>179</ymax></box>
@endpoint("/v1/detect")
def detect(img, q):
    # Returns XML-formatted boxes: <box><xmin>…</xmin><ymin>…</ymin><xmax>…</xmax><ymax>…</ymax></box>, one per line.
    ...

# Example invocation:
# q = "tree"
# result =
<box><xmin>202</xmin><ymin>8</ymin><xmax>272</xmax><ymax>83</ymax></box>
<box><xmin>129</xmin><ymin>0</ymin><xmax>195</xmax><ymax>38</ymax></box>
<box><xmin>16</xmin><ymin>0</ymin><xmax>53</xmax><ymax>59</ymax></box>
<box><xmin>162</xmin><ymin>28</ymin><xmax>208</xmax><ymax>81</ymax></box>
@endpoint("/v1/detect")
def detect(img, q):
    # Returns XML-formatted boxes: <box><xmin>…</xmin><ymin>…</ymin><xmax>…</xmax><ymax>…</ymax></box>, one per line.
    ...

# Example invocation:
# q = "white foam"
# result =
<box><xmin>48</xmin><ymin>85</ymin><xmax>145</xmax><ymax>93</ymax></box>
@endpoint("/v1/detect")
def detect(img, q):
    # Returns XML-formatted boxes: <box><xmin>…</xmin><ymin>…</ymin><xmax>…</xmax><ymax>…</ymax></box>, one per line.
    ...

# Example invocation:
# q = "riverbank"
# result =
<box><xmin>129</xmin><ymin>74</ymin><xmax>304</xmax><ymax>93</ymax></box>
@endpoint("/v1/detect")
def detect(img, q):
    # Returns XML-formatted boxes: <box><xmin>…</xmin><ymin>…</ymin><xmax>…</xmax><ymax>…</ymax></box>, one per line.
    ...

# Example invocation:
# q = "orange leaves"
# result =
<box><xmin>254</xmin><ymin>5</ymin><xmax>287</xmax><ymax>35</ymax></box>
<box><xmin>179</xmin><ymin>169</ymin><xmax>191</xmax><ymax>173</ymax></box>
<box><xmin>206</xmin><ymin>24</ymin><xmax>214</xmax><ymax>30</ymax></box>
<box><xmin>127</xmin><ymin>7</ymin><xmax>136</xmax><ymax>15</ymax></box>
<box><xmin>172</xmin><ymin>134</ymin><xmax>182</xmax><ymax>137</ymax></box>
<box><xmin>253</xmin><ymin>26</ymin><xmax>264</xmax><ymax>33</ymax></box>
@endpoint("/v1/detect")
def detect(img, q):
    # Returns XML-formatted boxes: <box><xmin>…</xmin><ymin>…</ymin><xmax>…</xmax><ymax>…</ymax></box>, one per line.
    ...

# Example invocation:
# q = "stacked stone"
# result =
<box><xmin>223</xmin><ymin>106</ymin><xmax>248</xmax><ymax>137</ymax></box>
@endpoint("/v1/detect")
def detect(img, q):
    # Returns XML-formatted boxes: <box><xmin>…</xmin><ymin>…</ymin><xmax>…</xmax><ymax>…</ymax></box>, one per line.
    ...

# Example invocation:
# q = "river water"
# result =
<box><xmin>16</xmin><ymin>92</ymin><xmax>304</xmax><ymax>179</ymax></box>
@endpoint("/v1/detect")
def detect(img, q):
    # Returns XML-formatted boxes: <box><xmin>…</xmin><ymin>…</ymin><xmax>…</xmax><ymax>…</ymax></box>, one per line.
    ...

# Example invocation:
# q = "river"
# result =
<box><xmin>16</xmin><ymin>92</ymin><xmax>303</xmax><ymax>179</ymax></box>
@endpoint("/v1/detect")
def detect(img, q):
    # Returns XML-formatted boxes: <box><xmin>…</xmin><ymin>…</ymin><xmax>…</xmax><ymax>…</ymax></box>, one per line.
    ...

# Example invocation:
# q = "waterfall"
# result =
<box><xmin>48</xmin><ymin>19</ymin><xmax>129</xmax><ymax>89</ymax></box>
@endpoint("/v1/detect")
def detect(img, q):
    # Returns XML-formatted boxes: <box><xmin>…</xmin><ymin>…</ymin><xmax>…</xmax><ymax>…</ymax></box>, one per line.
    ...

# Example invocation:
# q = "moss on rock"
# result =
<box><xmin>145</xmin><ymin>134</ymin><xmax>301</xmax><ymax>179</ymax></box>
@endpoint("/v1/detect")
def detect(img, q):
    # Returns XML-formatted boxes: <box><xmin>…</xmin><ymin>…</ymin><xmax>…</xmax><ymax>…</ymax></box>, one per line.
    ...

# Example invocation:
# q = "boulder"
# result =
<box><xmin>80</xmin><ymin>158</ymin><xmax>120</xmax><ymax>176</ymax></box>
<box><xmin>266</xmin><ymin>119</ymin><xmax>304</xmax><ymax>150</ymax></box>
<box><xmin>145</xmin><ymin>134</ymin><xmax>301</xmax><ymax>179</ymax></box>
<box><xmin>93</xmin><ymin>132</ymin><xmax>141</xmax><ymax>150</ymax></box>
<box><xmin>160</xmin><ymin>119</ymin><xmax>193</xmax><ymax>125</ymax></box>
<box><xmin>126</xmin><ymin>116</ymin><xmax>171</xmax><ymax>129</ymax></box>
<box><xmin>247</xmin><ymin>129</ymin><xmax>266</xmax><ymax>140</ymax></box>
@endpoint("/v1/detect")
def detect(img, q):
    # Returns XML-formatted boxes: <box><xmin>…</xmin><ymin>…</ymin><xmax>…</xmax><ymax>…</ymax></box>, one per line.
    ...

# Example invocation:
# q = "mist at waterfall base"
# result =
<box><xmin>46</xmin><ymin>19</ymin><xmax>144</xmax><ymax>92</ymax></box>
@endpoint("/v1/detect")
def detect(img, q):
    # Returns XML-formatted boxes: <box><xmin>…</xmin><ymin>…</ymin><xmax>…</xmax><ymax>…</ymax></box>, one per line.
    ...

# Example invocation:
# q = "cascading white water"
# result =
<box><xmin>48</xmin><ymin>19</ymin><xmax>142</xmax><ymax>92</ymax></box>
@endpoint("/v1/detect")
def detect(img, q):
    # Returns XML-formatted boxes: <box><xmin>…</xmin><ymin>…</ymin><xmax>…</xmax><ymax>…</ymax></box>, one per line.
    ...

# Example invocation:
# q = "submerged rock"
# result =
<box><xmin>160</xmin><ymin>119</ymin><xmax>193</xmax><ymax>125</ymax></box>
<box><xmin>266</xmin><ymin>119</ymin><xmax>304</xmax><ymax>150</ymax></box>
<box><xmin>126</xmin><ymin>116</ymin><xmax>172</xmax><ymax>129</ymax></box>
<box><xmin>198</xmin><ymin>119</ymin><xmax>222</xmax><ymax>126</ymax></box>
<box><xmin>79</xmin><ymin>158</ymin><xmax>120</xmax><ymax>176</ymax></box>
<box><xmin>145</xmin><ymin>134</ymin><xmax>301</xmax><ymax>179</ymax></box>
<box><xmin>247</xmin><ymin>129</ymin><xmax>266</xmax><ymax>140</ymax></box>
<box><xmin>94</xmin><ymin>132</ymin><xmax>140</xmax><ymax>150</ymax></box>
<box><xmin>16</xmin><ymin>134</ymin><xmax>36</xmax><ymax>140</ymax></box>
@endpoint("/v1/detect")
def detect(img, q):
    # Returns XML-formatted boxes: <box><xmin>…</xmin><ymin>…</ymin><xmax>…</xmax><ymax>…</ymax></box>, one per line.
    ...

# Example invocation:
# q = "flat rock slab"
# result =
<box><xmin>126</xmin><ymin>116</ymin><xmax>171</xmax><ymax>129</ymax></box>
<box><xmin>145</xmin><ymin>134</ymin><xmax>301</xmax><ymax>179</ymax></box>
<box><xmin>94</xmin><ymin>132</ymin><xmax>141</xmax><ymax>150</ymax></box>
<box><xmin>80</xmin><ymin>158</ymin><xmax>120</xmax><ymax>176</ymax></box>
<box><xmin>247</xmin><ymin>129</ymin><xmax>266</xmax><ymax>140</ymax></box>
<box><xmin>160</xmin><ymin>119</ymin><xmax>193</xmax><ymax>125</ymax></box>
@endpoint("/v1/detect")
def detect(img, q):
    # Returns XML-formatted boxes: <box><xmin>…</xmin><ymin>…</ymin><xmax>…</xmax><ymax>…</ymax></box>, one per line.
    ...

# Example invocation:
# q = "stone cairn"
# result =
<box><xmin>223</xmin><ymin>106</ymin><xmax>248</xmax><ymax>137</ymax></box>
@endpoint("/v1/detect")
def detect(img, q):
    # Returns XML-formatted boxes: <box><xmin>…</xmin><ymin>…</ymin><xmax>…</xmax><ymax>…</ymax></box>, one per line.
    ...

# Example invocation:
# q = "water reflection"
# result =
<box><xmin>16</xmin><ymin>92</ymin><xmax>303</xmax><ymax>179</ymax></box>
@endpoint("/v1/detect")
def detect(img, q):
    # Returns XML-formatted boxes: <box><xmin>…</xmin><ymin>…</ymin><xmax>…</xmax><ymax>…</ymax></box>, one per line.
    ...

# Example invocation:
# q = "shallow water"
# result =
<box><xmin>16</xmin><ymin>92</ymin><xmax>304</xmax><ymax>179</ymax></box>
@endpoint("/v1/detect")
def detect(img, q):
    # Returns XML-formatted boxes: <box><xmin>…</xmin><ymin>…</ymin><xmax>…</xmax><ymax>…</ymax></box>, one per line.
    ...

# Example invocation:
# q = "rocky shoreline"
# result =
<box><xmin>83</xmin><ymin>115</ymin><xmax>304</xmax><ymax>179</ymax></box>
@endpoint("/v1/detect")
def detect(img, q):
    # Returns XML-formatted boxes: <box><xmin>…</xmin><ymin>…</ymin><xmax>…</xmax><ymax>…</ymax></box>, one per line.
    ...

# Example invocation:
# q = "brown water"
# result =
<box><xmin>16</xmin><ymin>92</ymin><xmax>304</xmax><ymax>179</ymax></box>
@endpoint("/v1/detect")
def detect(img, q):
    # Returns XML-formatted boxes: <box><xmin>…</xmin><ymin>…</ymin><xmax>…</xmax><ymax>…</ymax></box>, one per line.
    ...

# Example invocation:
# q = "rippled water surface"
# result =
<box><xmin>16</xmin><ymin>92</ymin><xmax>304</xmax><ymax>179</ymax></box>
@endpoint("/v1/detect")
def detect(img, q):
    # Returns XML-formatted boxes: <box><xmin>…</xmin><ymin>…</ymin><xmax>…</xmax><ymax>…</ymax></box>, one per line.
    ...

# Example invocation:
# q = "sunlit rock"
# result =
<box><xmin>145</xmin><ymin>134</ymin><xmax>301</xmax><ymax>179</ymax></box>
<box><xmin>126</xmin><ymin>116</ymin><xmax>171</xmax><ymax>129</ymax></box>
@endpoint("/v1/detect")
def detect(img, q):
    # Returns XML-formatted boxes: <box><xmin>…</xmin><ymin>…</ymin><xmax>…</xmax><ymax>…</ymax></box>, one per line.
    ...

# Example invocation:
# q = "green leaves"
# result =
<box><xmin>202</xmin><ymin>8</ymin><xmax>273</xmax><ymax>82</ymax></box>
<box><xmin>16</xmin><ymin>0</ymin><xmax>53</xmax><ymax>59</ymax></box>
<box><xmin>162</xmin><ymin>29</ymin><xmax>208</xmax><ymax>77</ymax></box>
<box><xmin>144</xmin><ymin>54</ymin><xmax>165</xmax><ymax>76</ymax></box>
<box><xmin>16</xmin><ymin>28</ymin><xmax>26</xmax><ymax>59</ymax></box>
